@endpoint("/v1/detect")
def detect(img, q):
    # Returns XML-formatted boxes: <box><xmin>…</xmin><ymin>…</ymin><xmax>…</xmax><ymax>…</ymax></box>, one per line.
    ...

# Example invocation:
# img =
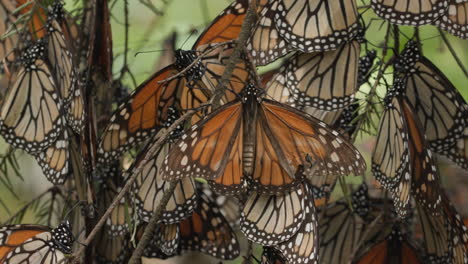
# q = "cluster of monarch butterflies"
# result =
<box><xmin>0</xmin><ymin>0</ymin><xmax>466</xmax><ymax>263</ymax></box>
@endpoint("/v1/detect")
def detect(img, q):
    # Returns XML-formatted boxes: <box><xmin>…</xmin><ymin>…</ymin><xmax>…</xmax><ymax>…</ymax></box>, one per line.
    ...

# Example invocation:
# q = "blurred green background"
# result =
<box><xmin>0</xmin><ymin>0</ymin><xmax>467</xmax><ymax>263</ymax></box>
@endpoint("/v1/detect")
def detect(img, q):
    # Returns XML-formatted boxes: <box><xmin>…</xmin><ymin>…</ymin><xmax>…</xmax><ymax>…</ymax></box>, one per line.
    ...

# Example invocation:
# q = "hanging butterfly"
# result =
<box><xmin>260</xmin><ymin>183</ymin><xmax>319</xmax><ymax>263</ymax></box>
<box><xmin>271</xmin><ymin>39</ymin><xmax>361</xmax><ymax>111</ymax></box>
<box><xmin>372</xmin><ymin>80</ymin><xmax>444</xmax><ymax>218</ymax></box>
<box><xmin>415</xmin><ymin>201</ymin><xmax>455</xmax><ymax>263</ymax></box>
<box><xmin>371</xmin><ymin>0</ymin><xmax>449</xmax><ymax>26</ymax></box>
<box><xmin>318</xmin><ymin>184</ymin><xmax>385</xmax><ymax>264</ymax></box>
<box><xmin>132</xmin><ymin>142</ymin><xmax>198</xmax><ymax>224</ymax></box>
<box><xmin>393</xmin><ymin>41</ymin><xmax>466</xmax><ymax>153</ymax></box>
<box><xmin>0</xmin><ymin>221</ymin><xmax>74</xmax><ymax>263</ymax></box>
<box><xmin>273</xmin><ymin>0</ymin><xmax>360</xmax><ymax>53</ymax></box>
<box><xmin>0</xmin><ymin>40</ymin><xmax>64</xmax><ymax>154</ymax></box>
<box><xmin>95</xmin><ymin>163</ymin><xmax>132</xmax><ymax>264</ymax></box>
<box><xmin>352</xmin><ymin>225</ymin><xmax>425</xmax><ymax>264</ymax></box>
<box><xmin>139</xmin><ymin>183</ymin><xmax>240</xmax><ymax>260</ymax></box>
<box><xmin>97</xmin><ymin>0</ymin><xmax>253</xmax><ymax>162</ymax></box>
<box><xmin>240</xmin><ymin>183</ymin><xmax>306</xmax><ymax>246</ymax></box>
<box><xmin>434</xmin><ymin>0</ymin><xmax>468</xmax><ymax>39</ymax></box>
<box><xmin>45</xmin><ymin>2</ymin><xmax>85</xmax><ymax>134</ymax></box>
<box><xmin>161</xmin><ymin>82</ymin><xmax>366</xmax><ymax>195</ymax></box>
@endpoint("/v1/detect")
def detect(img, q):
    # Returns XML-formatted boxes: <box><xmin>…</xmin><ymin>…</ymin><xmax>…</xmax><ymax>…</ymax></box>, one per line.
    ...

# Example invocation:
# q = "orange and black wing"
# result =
<box><xmin>274</xmin><ymin>0</ymin><xmax>359</xmax><ymax>52</ymax></box>
<box><xmin>193</xmin><ymin>0</ymin><xmax>247</xmax><ymax>48</ymax></box>
<box><xmin>353</xmin><ymin>227</ymin><xmax>424</xmax><ymax>264</ymax></box>
<box><xmin>98</xmin><ymin>66</ymin><xmax>183</xmax><ymax>162</ymax></box>
<box><xmin>434</xmin><ymin>0</ymin><xmax>468</xmax><ymax>39</ymax></box>
<box><xmin>161</xmin><ymin>101</ymin><xmax>245</xmax><ymax>192</ymax></box>
<box><xmin>401</xmin><ymin>98</ymin><xmax>443</xmax><ymax>215</ymax></box>
<box><xmin>259</xmin><ymin>99</ymin><xmax>366</xmax><ymax>179</ymax></box>
<box><xmin>395</xmin><ymin>41</ymin><xmax>466</xmax><ymax>153</ymax></box>
<box><xmin>371</xmin><ymin>0</ymin><xmax>448</xmax><ymax>26</ymax></box>
<box><xmin>0</xmin><ymin>222</ymin><xmax>73</xmax><ymax>263</ymax></box>
<box><xmin>240</xmin><ymin>184</ymin><xmax>306</xmax><ymax>246</ymax></box>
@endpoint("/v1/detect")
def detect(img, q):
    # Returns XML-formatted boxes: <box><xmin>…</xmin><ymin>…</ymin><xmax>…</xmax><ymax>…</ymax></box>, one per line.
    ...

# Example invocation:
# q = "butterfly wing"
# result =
<box><xmin>274</xmin><ymin>0</ymin><xmax>359</xmax><ymax>52</ymax></box>
<box><xmin>133</xmin><ymin>143</ymin><xmax>198</xmax><ymax>224</ymax></box>
<box><xmin>371</xmin><ymin>0</ymin><xmax>448</xmax><ymax>26</ymax></box>
<box><xmin>259</xmin><ymin>99</ymin><xmax>366</xmax><ymax>179</ymax></box>
<box><xmin>372</xmin><ymin>96</ymin><xmax>412</xmax><ymax>216</ymax></box>
<box><xmin>33</xmin><ymin>126</ymin><xmax>70</xmax><ymax>185</ymax></box>
<box><xmin>434</xmin><ymin>0</ymin><xmax>468</xmax><ymax>39</ymax></box>
<box><xmin>178</xmin><ymin>185</ymin><xmax>240</xmax><ymax>260</ymax></box>
<box><xmin>0</xmin><ymin>42</ymin><xmax>63</xmax><ymax>154</ymax></box>
<box><xmin>403</xmin><ymin>56</ymin><xmax>466</xmax><ymax>152</ymax></box>
<box><xmin>46</xmin><ymin>17</ymin><xmax>84</xmax><ymax>133</ymax></box>
<box><xmin>282</xmin><ymin>40</ymin><xmax>360</xmax><ymax>111</ymax></box>
<box><xmin>247</xmin><ymin>0</ymin><xmax>294</xmax><ymax>66</ymax></box>
<box><xmin>161</xmin><ymin>101</ymin><xmax>244</xmax><ymax>182</ymax></box>
<box><xmin>98</xmin><ymin>66</ymin><xmax>182</xmax><ymax>162</ymax></box>
<box><xmin>270</xmin><ymin>183</ymin><xmax>319</xmax><ymax>264</ymax></box>
<box><xmin>240</xmin><ymin>185</ymin><xmax>306</xmax><ymax>246</ymax></box>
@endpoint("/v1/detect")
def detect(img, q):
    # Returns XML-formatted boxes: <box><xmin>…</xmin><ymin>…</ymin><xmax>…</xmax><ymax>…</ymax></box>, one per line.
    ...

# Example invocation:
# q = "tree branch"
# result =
<box><xmin>211</xmin><ymin>0</ymin><xmax>258</xmax><ymax>109</ymax></box>
<box><xmin>70</xmin><ymin>108</ymin><xmax>199</xmax><ymax>263</ymax></box>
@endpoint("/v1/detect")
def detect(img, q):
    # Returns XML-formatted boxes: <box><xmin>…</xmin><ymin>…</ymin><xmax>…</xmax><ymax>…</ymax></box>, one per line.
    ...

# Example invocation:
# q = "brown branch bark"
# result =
<box><xmin>211</xmin><ymin>0</ymin><xmax>258</xmax><ymax>109</ymax></box>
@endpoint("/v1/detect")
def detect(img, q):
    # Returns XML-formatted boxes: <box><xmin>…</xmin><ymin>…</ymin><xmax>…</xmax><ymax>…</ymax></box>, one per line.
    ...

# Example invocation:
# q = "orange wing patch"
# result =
<box><xmin>261</xmin><ymin>99</ymin><xmax>366</xmax><ymax>178</ymax></box>
<box><xmin>162</xmin><ymin>102</ymin><xmax>243</xmax><ymax>181</ymax></box>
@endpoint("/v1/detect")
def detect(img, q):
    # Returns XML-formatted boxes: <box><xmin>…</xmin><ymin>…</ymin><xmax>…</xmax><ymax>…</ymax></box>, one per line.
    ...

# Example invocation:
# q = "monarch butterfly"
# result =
<box><xmin>133</xmin><ymin>142</ymin><xmax>198</xmax><ymax>224</ymax></box>
<box><xmin>262</xmin><ymin>183</ymin><xmax>319</xmax><ymax>263</ymax></box>
<box><xmin>271</xmin><ymin>40</ymin><xmax>361</xmax><ymax>111</ymax></box>
<box><xmin>273</xmin><ymin>0</ymin><xmax>360</xmax><ymax>53</ymax></box>
<box><xmin>415</xmin><ymin>202</ymin><xmax>454</xmax><ymax>263</ymax></box>
<box><xmin>0</xmin><ymin>40</ymin><xmax>63</xmax><ymax>153</ymax></box>
<box><xmin>95</xmin><ymin>164</ymin><xmax>132</xmax><ymax>263</ymax></box>
<box><xmin>434</xmin><ymin>0</ymin><xmax>468</xmax><ymax>39</ymax></box>
<box><xmin>318</xmin><ymin>184</ymin><xmax>383</xmax><ymax>264</ymax></box>
<box><xmin>0</xmin><ymin>221</ymin><xmax>74</xmax><ymax>263</ymax></box>
<box><xmin>98</xmin><ymin>0</ymin><xmax>252</xmax><ymax>162</ymax></box>
<box><xmin>240</xmin><ymin>184</ymin><xmax>306</xmax><ymax>246</ymax></box>
<box><xmin>371</xmin><ymin>0</ymin><xmax>449</xmax><ymax>26</ymax></box>
<box><xmin>372</xmin><ymin>81</ymin><xmax>443</xmax><ymax>218</ymax></box>
<box><xmin>46</xmin><ymin>2</ymin><xmax>84</xmax><ymax>134</ymax></box>
<box><xmin>394</xmin><ymin>41</ymin><xmax>466</xmax><ymax>152</ymax></box>
<box><xmin>261</xmin><ymin>247</ymin><xmax>288</xmax><ymax>263</ymax></box>
<box><xmin>140</xmin><ymin>183</ymin><xmax>240</xmax><ymax>260</ymax></box>
<box><xmin>352</xmin><ymin>225</ymin><xmax>425</xmax><ymax>264</ymax></box>
<box><xmin>161</xmin><ymin>83</ymin><xmax>366</xmax><ymax>195</ymax></box>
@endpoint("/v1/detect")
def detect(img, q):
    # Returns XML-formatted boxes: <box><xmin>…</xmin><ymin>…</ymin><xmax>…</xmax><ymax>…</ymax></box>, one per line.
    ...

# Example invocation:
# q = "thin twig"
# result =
<box><xmin>118</xmin><ymin>0</ymin><xmax>130</xmax><ymax>81</ymax></box>
<box><xmin>2</xmin><ymin>187</ymin><xmax>57</xmax><ymax>225</ymax></box>
<box><xmin>128</xmin><ymin>181</ymin><xmax>177</xmax><ymax>263</ymax></box>
<box><xmin>352</xmin><ymin>24</ymin><xmax>392</xmax><ymax>142</ymax></box>
<box><xmin>211</xmin><ymin>0</ymin><xmax>258</xmax><ymax>109</ymax></box>
<box><xmin>438</xmin><ymin>28</ymin><xmax>468</xmax><ymax>78</ymax></box>
<box><xmin>70</xmin><ymin>107</ymin><xmax>199</xmax><ymax>263</ymax></box>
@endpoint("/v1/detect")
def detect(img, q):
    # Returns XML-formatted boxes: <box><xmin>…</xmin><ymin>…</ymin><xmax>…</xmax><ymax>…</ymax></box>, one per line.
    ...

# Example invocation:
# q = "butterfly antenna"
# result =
<box><xmin>134</xmin><ymin>49</ymin><xmax>168</xmax><ymax>57</ymax></box>
<box><xmin>180</xmin><ymin>28</ymin><xmax>199</xmax><ymax>50</ymax></box>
